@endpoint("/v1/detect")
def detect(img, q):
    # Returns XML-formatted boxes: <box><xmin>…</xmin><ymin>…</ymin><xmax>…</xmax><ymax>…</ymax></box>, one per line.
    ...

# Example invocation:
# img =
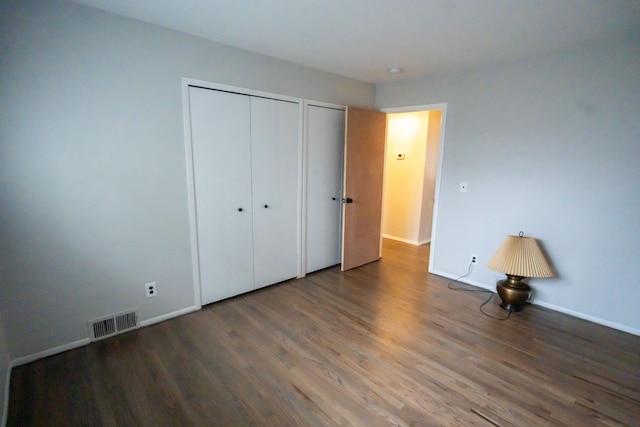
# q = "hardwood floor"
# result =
<box><xmin>8</xmin><ymin>239</ymin><xmax>640</xmax><ymax>426</ymax></box>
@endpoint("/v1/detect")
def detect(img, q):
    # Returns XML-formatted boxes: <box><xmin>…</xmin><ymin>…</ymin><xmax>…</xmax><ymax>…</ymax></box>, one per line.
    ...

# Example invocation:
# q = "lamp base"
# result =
<box><xmin>496</xmin><ymin>275</ymin><xmax>531</xmax><ymax>312</ymax></box>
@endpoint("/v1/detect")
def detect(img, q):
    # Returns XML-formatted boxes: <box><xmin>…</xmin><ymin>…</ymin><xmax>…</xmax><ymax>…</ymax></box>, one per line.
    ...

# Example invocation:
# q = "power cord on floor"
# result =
<box><xmin>447</xmin><ymin>261</ymin><xmax>511</xmax><ymax>321</ymax></box>
<box><xmin>479</xmin><ymin>293</ymin><xmax>510</xmax><ymax>321</ymax></box>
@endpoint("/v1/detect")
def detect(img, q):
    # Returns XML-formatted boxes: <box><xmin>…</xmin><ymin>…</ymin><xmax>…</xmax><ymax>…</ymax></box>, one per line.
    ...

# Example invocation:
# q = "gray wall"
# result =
<box><xmin>377</xmin><ymin>37</ymin><xmax>640</xmax><ymax>333</ymax></box>
<box><xmin>0</xmin><ymin>0</ymin><xmax>374</xmax><ymax>361</ymax></box>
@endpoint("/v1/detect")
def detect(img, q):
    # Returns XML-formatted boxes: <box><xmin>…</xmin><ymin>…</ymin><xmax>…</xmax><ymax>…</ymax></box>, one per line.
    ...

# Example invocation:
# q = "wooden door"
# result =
<box><xmin>189</xmin><ymin>87</ymin><xmax>255</xmax><ymax>304</ymax></box>
<box><xmin>341</xmin><ymin>107</ymin><xmax>387</xmax><ymax>271</ymax></box>
<box><xmin>306</xmin><ymin>105</ymin><xmax>344</xmax><ymax>273</ymax></box>
<box><xmin>250</xmin><ymin>97</ymin><xmax>299</xmax><ymax>288</ymax></box>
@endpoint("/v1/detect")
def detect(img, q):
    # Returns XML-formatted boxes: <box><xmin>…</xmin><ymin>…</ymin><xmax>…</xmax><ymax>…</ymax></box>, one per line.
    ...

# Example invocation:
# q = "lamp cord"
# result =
<box><xmin>446</xmin><ymin>261</ymin><xmax>511</xmax><ymax>321</ymax></box>
<box><xmin>479</xmin><ymin>293</ymin><xmax>511</xmax><ymax>321</ymax></box>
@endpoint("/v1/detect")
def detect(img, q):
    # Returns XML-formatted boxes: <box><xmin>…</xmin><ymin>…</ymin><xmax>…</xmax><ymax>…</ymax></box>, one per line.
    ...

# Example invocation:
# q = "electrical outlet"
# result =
<box><xmin>145</xmin><ymin>282</ymin><xmax>157</xmax><ymax>298</ymax></box>
<box><xmin>470</xmin><ymin>254</ymin><xmax>478</xmax><ymax>265</ymax></box>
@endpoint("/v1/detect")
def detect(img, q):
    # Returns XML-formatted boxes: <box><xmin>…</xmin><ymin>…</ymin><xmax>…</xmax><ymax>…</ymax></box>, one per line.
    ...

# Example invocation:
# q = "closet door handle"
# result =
<box><xmin>238</xmin><ymin>208</ymin><xmax>244</xmax><ymax>212</ymax></box>
<box><xmin>264</xmin><ymin>204</ymin><xmax>269</xmax><ymax>208</ymax></box>
<box><xmin>342</xmin><ymin>197</ymin><xmax>353</xmax><ymax>204</ymax></box>
<box><xmin>332</xmin><ymin>197</ymin><xmax>336</xmax><ymax>200</ymax></box>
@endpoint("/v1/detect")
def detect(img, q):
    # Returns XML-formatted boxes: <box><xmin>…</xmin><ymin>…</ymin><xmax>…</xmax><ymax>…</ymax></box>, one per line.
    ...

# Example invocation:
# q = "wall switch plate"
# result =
<box><xmin>145</xmin><ymin>282</ymin><xmax>157</xmax><ymax>298</ymax></box>
<box><xmin>460</xmin><ymin>181</ymin><xmax>468</xmax><ymax>192</ymax></box>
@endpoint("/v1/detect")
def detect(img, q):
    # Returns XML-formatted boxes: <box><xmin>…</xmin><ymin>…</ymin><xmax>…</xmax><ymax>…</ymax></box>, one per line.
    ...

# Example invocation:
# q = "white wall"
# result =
<box><xmin>0</xmin><ymin>0</ymin><xmax>374</xmax><ymax>361</ymax></box>
<box><xmin>377</xmin><ymin>37</ymin><xmax>640</xmax><ymax>334</ymax></box>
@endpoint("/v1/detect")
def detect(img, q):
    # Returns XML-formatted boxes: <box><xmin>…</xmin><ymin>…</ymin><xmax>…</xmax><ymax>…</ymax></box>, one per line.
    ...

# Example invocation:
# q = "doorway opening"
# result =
<box><xmin>380</xmin><ymin>104</ymin><xmax>446</xmax><ymax>272</ymax></box>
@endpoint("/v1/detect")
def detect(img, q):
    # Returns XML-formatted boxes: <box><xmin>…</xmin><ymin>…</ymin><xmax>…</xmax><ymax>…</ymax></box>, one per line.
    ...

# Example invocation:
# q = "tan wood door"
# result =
<box><xmin>341</xmin><ymin>107</ymin><xmax>387</xmax><ymax>271</ymax></box>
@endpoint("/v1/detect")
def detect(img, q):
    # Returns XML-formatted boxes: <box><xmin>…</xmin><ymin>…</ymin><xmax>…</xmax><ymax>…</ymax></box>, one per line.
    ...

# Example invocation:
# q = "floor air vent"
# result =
<box><xmin>88</xmin><ymin>309</ymin><xmax>140</xmax><ymax>341</ymax></box>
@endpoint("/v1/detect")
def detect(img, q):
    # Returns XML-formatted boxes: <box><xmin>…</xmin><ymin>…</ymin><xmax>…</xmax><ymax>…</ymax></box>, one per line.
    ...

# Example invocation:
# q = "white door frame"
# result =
<box><xmin>380</xmin><ymin>103</ymin><xmax>448</xmax><ymax>273</ymax></box>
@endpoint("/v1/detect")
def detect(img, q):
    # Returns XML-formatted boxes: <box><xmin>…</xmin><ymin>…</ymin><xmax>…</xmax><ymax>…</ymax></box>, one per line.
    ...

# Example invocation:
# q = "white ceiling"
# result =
<box><xmin>71</xmin><ymin>0</ymin><xmax>640</xmax><ymax>83</ymax></box>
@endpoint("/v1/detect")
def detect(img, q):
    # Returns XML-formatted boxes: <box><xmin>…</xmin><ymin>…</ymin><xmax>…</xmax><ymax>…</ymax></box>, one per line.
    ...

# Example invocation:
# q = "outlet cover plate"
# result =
<box><xmin>145</xmin><ymin>282</ymin><xmax>157</xmax><ymax>298</ymax></box>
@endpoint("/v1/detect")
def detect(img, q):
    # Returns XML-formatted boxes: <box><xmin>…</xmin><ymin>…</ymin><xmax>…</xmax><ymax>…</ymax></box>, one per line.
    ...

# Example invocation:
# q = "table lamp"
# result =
<box><xmin>487</xmin><ymin>232</ymin><xmax>553</xmax><ymax>312</ymax></box>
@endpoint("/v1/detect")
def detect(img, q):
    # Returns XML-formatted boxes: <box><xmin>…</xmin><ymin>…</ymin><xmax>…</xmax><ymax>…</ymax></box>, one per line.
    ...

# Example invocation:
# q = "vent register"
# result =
<box><xmin>88</xmin><ymin>309</ymin><xmax>140</xmax><ymax>341</ymax></box>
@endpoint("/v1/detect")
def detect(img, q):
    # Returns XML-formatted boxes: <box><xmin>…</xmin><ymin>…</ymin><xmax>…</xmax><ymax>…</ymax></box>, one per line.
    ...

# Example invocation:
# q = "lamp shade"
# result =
<box><xmin>487</xmin><ymin>234</ymin><xmax>553</xmax><ymax>278</ymax></box>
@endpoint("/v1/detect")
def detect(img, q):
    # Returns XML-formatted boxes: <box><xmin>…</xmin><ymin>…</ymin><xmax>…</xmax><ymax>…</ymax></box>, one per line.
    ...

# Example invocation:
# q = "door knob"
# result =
<box><xmin>342</xmin><ymin>197</ymin><xmax>353</xmax><ymax>204</ymax></box>
<box><xmin>332</xmin><ymin>197</ymin><xmax>336</xmax><ymax>200</ymax></box>
<box><xmin>264</xmin><ymin>204</ymin><xmax>269</xmax><ymax>208</ymax></box>
<box><xmin>238</xmin><ymin>208</ymin><xmax>243</xmax><ymax>212</ymax></box>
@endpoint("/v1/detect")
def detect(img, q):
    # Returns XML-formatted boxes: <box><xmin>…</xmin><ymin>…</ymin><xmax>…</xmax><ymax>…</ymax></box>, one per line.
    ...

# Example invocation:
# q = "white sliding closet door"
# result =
<box><xmin>251</xmin><ymin>97</ymin><xmax>299</xmax><ymax>288</ymax></box>
<box><xmin>189</xmin><ymin>87</ymin><xmax>255</xmax><ymax>304</ymax></box>
<box><xmin>306</xmin><ymin>105</ymin><xmax>345</xmax><ymax>273</ymax></box>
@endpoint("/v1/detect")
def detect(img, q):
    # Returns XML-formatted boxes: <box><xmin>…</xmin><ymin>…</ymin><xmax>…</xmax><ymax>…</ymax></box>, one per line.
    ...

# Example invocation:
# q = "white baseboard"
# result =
<box><xmin>10</xmin><ymin>305</ymin><xmax>201</xmax><ymax>369</ymax></box>
<box><xmin>533</xmin><ymin>300</ymin><xmax>640</xmax><ymax>336</ymax></box>
<box><xmin>2</xmin><ymin>305</ymin><xmax>201</xmax><ymax>425</ymax></box>
<box><xmin>429</xmin><ymin>269</ymin><xmax>640</xmax><ymax>336</ymax></box>
<box><xmin>383</xmin><ymin>234</ymin><xmax>431</xmax><ymax>246</ymax></box>
<box><xmin>140</xmin><ymin>305</ymin><xmax>199</xmax><ymax>328</ymax></box>
<box><xmin>10</xmin><ymin>338</ymin><xmax>91</xmax><ymax>368</ymax></box>
<box><xmin>430</xmin><ymin>269</ymin><xmax>493</xmax><ymax>291</ymax></box>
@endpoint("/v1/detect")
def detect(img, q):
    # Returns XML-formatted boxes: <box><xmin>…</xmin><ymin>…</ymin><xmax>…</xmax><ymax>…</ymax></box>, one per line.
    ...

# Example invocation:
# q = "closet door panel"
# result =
<box><xmin>189</xmin><ymin>87</ymin><xmax>255</xmax><ymax>304</ymax></box>
<box><xmin>306</xmin><ymin>105</ymin><xmax>344</xmax><ymax>273</ymax></box>
<box><xmin>251</xmin><ymin>97</ymin><xmax>299</xmax><ymax>288</ymax></box>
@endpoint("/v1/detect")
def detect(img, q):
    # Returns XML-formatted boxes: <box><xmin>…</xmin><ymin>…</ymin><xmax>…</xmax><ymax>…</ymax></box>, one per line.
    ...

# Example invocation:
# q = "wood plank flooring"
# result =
<box><xmin>8</xmin><ymin>239</ymin><xmax>640</xmax><ymax>426</ymax></box>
